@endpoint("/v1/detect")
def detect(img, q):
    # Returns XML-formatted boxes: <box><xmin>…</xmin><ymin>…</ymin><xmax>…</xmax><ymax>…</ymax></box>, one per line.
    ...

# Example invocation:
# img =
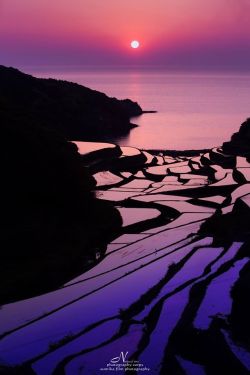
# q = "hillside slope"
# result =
<box><xmin>0</xmin><ymin>65</ymin><xmax>142</xmax><ymax>139</ymax></box>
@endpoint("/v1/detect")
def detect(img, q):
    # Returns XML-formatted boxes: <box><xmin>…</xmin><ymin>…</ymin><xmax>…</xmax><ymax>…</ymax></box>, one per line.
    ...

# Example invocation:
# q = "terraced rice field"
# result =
<box><xmin>1</xmin><ymin>142</ymin><xmax>250</xmax><ymax>374</ymax></box>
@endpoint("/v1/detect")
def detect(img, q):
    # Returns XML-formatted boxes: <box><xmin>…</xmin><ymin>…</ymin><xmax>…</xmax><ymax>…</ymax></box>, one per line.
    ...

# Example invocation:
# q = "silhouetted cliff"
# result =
<box><xmin>223</xmin><ymin>118</ymin><xmax>250</xmax><ymax>156</ymax></box>
<box><xmin>0</xmin><ymin>65</ymin><xmax>142</xmax><ymax>140</ymax></box>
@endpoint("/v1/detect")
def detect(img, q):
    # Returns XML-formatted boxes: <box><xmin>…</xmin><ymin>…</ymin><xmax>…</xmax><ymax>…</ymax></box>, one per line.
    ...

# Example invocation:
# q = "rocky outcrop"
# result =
<box><xmin>223</xmin><ymin>118</ymin><xmax>250</xmax><ymax>156</ymax></box>
<box><xmin>119</xmin><ymin>98</ymin><xmax>143</xmax><ymax>117</ymax></box>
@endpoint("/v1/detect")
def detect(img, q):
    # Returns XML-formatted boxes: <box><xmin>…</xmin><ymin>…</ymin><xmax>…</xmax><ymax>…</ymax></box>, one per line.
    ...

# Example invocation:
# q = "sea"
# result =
<box><xmin>30</xmin><ymin>68</ymin><xmax>250</xmax><ymax>150</ymax></box>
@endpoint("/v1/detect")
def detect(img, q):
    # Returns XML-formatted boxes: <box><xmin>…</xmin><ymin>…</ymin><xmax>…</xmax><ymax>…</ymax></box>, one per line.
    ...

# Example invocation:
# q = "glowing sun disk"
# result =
<box><xmin>131</xmin><ymin>40</ymin><xmax>140</xmax><ymax>49</ymax></box>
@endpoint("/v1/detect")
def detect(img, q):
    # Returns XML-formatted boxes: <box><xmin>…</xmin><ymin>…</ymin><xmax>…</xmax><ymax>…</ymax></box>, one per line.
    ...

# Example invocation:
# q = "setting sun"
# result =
<box><xmin>131</xmin><ymin>40</ymin><xmax>140</xmax><ymax>49</ymax></box>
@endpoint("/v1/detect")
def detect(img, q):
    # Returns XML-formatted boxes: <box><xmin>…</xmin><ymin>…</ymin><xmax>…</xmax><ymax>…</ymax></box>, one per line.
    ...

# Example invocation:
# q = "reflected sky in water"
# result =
<box><xmin>33</xmin><ymin>69</ymin><xmax>250</xmax><ymax>150</ymax></box>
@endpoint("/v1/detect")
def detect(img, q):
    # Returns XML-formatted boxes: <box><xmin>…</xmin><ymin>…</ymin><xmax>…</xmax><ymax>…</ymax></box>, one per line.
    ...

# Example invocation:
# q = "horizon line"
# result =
<box><xmin>11</xmin><ymin>64</ymin><xmax>250</xmax><ymax>75</ymax></box>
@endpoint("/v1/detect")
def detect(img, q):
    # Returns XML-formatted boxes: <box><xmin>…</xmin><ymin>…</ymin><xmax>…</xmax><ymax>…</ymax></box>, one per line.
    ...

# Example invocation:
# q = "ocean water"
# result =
<box><xmin>33</xmin><ymin>69</ymin><xmax>250</xmax><ymax>150</ymax></box>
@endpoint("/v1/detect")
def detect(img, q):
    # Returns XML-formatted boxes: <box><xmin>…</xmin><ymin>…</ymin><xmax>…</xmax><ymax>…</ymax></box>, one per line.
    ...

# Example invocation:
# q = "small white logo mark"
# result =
<box><xmin>110</xmin><ymin>351</ymin><xmax>129</xmax><ymax>363</ymax></box>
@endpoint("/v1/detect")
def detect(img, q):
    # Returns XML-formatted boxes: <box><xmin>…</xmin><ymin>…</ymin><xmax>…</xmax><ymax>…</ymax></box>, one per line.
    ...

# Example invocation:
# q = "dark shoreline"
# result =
<box><xmin>143</xmin><ymin>148</ymin><xmax>210</xmax><ymax>156</ymax></box>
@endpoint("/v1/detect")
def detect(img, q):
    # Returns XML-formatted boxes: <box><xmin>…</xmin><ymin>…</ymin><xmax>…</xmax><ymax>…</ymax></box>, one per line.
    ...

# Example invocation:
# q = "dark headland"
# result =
<box><xmin>0</xmin><ymin>65</ymin><xmax>146</xmax><ymax>303</ymax></box>
<box><xmin>0</xmin><ymin>65</ymin><xmax>143</xmax><ymax>140</ymax></box>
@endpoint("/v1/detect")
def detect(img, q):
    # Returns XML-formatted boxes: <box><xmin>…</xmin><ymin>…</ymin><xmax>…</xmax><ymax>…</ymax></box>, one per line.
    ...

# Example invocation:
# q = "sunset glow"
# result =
<box><xmin>0</xmin><ymin>0</ymin><xmax>250</xmax><ymax>70</ymax></box>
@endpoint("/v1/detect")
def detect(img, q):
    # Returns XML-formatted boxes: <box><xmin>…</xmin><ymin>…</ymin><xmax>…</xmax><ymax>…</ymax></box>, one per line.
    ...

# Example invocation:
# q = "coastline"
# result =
<box><xmin>142</xmin><ymin>148</ymin><xmax>210</xmax><ymax>156</ymax></box>
<box><xmin>1</xmin><ymin>66</ymin><xmax>250</xmax><ymax>374</ymax></box>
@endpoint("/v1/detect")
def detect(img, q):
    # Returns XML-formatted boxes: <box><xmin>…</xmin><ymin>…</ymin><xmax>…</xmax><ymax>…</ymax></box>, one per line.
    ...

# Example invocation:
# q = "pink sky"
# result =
<box><xmin>0</xmin><ymin>0</ymin><xmax>250</xmax><ymax>70</ymax></box>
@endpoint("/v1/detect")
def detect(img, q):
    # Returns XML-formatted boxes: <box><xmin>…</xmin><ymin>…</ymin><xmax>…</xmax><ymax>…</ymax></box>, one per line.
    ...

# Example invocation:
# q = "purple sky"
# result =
<box><xmin>0</xmin><ymin>0</ymin><xmax>250</xmax><ymax>70</ymax></box>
